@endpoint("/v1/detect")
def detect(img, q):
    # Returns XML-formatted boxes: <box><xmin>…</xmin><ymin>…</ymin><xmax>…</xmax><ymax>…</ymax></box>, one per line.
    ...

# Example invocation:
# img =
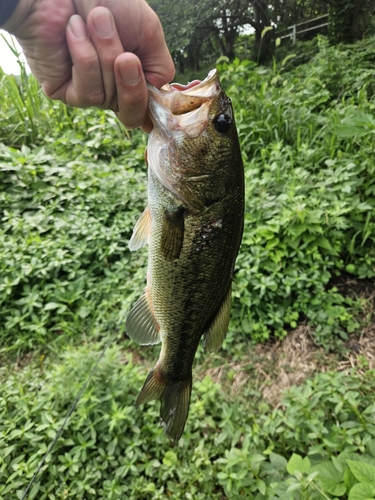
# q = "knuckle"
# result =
<box><xmin>80</xmin><ymin>52</ymin><xmax>100</xmax><ymax>68</ymax></box>
<box><xmin>86</xmin><ymin>90</ymin><xmax>106</xmax><ymax>107</ymax></box>
<box><xmin>67</xmin><ymin>89</ymin><xmax>105</xmax><ymax>108</ymax></box>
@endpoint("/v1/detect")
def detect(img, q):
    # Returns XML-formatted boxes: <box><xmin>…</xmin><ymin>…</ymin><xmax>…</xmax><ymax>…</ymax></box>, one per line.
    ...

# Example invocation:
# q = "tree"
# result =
<box><xmin>252</xmin><ymin>0</ymin><xmax>273</xmax><ymax>63</ymax></box>
<box><xmin>272</xmin><ymin>0</ymin><xmax>375</xmax><ymax>43</ymax></box>
<box><xmin>149</xmin><ymin>0</ymin><xmax>375</xmax><ymax>72</ymax></box>
<box><xmin>270</xmin><ymin>0</ymin><xmax>328</xmax><ymax>32</ymax></box>
<box><xmin>321</xmin><ymin>0</ymin><xmax>375</xmax><ymax>43</ymax></box>
<box><xmin>150</xmin><ymin>0</ymin><xmax>213</xmax><ymax>72</ymax></box>
<box><xmin>150</xmin><ymin>0</ymin><xmax>276</xmax><ymax>70</ymax></box>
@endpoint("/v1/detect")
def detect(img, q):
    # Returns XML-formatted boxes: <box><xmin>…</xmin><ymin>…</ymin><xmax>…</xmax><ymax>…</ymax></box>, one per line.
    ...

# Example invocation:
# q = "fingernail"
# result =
<box><xmin>92</xmin><ymin>9</ymin><xmax>114</xmax><ymax>38</ymax></box>
<box><xmin>119</xmin><ymin>60</ymin><xmax>141</xmax><ymax>86</ymax></box>
<box><xmin>69</xmin><ymin>15</ymin><xmax>87</xmax><ymax>39</ymax></box>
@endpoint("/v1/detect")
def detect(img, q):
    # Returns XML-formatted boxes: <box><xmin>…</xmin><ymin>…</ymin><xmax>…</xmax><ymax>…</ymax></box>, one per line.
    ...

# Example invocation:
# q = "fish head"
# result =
<box><xmin>147</xmin><ymin>69</ymin><xmax>242</xmax><ymax>212</ymax></box>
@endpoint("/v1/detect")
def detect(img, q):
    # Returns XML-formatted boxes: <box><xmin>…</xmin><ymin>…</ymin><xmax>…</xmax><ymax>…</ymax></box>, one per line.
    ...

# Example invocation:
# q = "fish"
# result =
<box><xmin>126</xmin><ymin>69</ymin><xmax>244</xmax><ymax>442</ymax></box>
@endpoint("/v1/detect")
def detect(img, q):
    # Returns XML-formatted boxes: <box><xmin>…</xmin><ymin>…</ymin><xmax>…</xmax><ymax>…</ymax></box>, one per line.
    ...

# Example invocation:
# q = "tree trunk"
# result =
<box><xmin>223</xmin><ymin>28</ymin><xmax>238</xmax><ymax>60</ymax></box>
<box><xmin>253</xmin><ymin>0</ymin><xmax>273</xmax><ymax>64</ymax></box>
<box><xmin>327</xmin><ymin>0</ymin><xmax>375</xmax><ymax>43</ymax></box>
<box><xmin>186</xmin><ymin>42</ymin><xmax>201</xmax><ymax>71</ymax></box>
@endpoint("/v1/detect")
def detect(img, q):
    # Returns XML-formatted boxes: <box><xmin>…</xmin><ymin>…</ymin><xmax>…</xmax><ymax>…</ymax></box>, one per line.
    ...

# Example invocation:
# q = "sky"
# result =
<box><xmin>0</xmin><ymin>30</ymin><xmax>29</xmax><ymax>74</ymax></box>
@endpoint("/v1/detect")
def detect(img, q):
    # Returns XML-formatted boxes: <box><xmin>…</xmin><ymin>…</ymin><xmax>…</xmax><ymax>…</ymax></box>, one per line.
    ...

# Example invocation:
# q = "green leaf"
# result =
<box><xmin>316</xmin><ymin>236</ymin><xmax>338</xmax><ymax>255</ymax></box>
<box><xmin>347</xmin><ymin>460</ymin><xmax>375</xmax><ymax>484</ymax></box>
<box><xmin>344</xmin><ymin>466</ymin><xmax>358</xmax><ymax>491</ymax></box>
<box><xmin>367</xmin><ymin>439</ymin><xmax>375</xmax><ymax>459</ymax></box>
<box><xmin>44</xmin><ymin>302</ymin><xmax>61</xmax><ymax>310</ymax></box>
<box><xmin>257</xmin><ymin>479</ymin><xmax>266</xmax><ymax>495</ymax></box>
<box><xmin>270</xmin><ymin>452</ymin><xmax>287</xmax><ymax>470</ymax></box>
<box><xmin>287</xmin><ymin>223</ymin><xmax>308</xmax><ymax>238</ymax></box>
<box><xmin>348</xmin><ymin>483</ymin><xmax>375</xmax><ymax>500</ymax></box>
<box><xmin>163</xmin><ymin>451</ymin><xmax>178</xmax><ymax>467</ymax></box>
<box><xmin>286</xmin><ymin>454</ymin><xmax>311</xmax><ymax>475</ymax></box>
<box><xmin>311</xmin><ymin>461</ymin><xmax>346</xmax><ymax>496</ymax></box>
<box><xmin>29</xmin><ymin>482</ymin><xmax>41</xmax><ymax>500</ymax></box>
<box><xmin>287</xmin><ymin>480</ymin><xmax>302</xmax><ymax>492</ymax></box>
<box><xmin>1</xmin><ymin>481</ymin><xmax>25</xmax><ymax>495</ymax></box>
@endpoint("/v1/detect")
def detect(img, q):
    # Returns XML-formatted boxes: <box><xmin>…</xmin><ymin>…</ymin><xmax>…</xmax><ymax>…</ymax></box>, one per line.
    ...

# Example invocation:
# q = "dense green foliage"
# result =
<box><xmin>327</xmin><ymin>0</ymin><xmax>375</xmax><ymax>44</ymax></box>
<box><xmin>226</xmin><ymin>36</ymin><xmax>375</xmax><ymax>347</ymax></box>
<box><xmin>2</xmin><ymin>345</ymin><xmax>375</xmax><ymax>499</ymax></box>
<box><xmin>2</xmin><ymin>36</ymin><xmax>375</xmax><ymax>352</ymax></box>
<box><xmin>2</xmin><ymin>36</ymin><xmax>375</xmax><ymax>499</ymax></box>
<box><xmin>0</xmin><ymin>64</ymin><xmax>148</xmax><ymax>353</ymax></box>
<box><xmin>0</xmin><ymin>139</ymin><xmax>147</xmax><ymax>352</ymax></box>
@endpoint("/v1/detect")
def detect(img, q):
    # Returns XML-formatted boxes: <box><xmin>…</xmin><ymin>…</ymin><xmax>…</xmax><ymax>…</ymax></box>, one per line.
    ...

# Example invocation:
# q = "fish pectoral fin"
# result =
<box><xmin>203</xmin><ymin>287</ymin><xmax>232</xmax><ymax>353</ymax></box>
<box><xmin>128</xmin><ymin>207</ymin><xmax>151</xmax><ymax>251</ymax></box>
<box><xmin>136</xmin><ymin>366</ymin><xmax>192</xmax><ymax>443</ymax></box>
<box><xmin>126</xmin><ymin>288</ymin><xmax>161</xmax><ymax>345</ymax></box>
<box><xmin>161</xmin><ymin>208</ymin><xmax>185</xmax><ymax>261</ymax></box>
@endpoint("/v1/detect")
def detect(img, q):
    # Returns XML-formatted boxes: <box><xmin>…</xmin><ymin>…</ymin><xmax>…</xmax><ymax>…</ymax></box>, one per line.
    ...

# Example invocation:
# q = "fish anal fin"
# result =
<box><xmin>161</xmin><ymin>208</ymin><xmax>185</xmax><ymax>261</ymax></box>
<box><xmin>203</xmin><ymin>287</ymin><xmax>232</xmax><ymax>353</ymax></box>
<box><xmin>129</xmin><ymin>207</ymin><xmax>151</xmax><ymax>251</ymax></box>
<box><xmin>126</xmin><ymin>288</ymin><xmax>161</xmax><ymax>345</ymax></box>
<box><xmin>135</xmin><ymin>366</ymin><xmax>165</xmax><ymax>405</ymax></box>
<box><xmin>136</xmin><ymin>366</ymin><xmax>192</xmax><ymax>442</ymax></box>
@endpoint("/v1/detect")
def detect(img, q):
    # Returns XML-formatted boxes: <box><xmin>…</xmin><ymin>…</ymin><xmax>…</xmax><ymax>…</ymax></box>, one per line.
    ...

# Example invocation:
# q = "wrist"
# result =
<box><xmin>1</xmin><ymin>0</ymin><xmax>35</xmax><ymax>33</ymax></box>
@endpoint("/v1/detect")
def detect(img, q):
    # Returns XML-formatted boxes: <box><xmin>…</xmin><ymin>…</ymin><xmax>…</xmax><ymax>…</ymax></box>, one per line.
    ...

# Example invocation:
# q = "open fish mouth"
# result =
<box><xmin>146</xmin><ymin>69</ymin><xmax>234</xmax><ymax>210</ymax></box>
<box><xmin>147</xmin><ymin>69</ymin><xmax>222</xmax><ymax>137</ymax></box>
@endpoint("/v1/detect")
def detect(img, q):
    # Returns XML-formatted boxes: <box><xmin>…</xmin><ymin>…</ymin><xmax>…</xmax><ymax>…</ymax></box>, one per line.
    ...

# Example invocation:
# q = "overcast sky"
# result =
<box><xmin>0</xmin><ymin>30</ymin><xmax>29</xmax><ymax>74</ymax></box>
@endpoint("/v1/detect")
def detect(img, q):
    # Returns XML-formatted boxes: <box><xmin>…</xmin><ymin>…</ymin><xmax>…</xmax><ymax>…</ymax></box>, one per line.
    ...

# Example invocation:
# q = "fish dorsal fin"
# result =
<box><xmin>126</xmin><ymin>288</ymin><xmax>161</xmax><ymax>345</ymax></box>
<box><xmin>161</xmin><ymin>208</ymin><xmax>185</xmax><ymax>261</ymax></box>
<box><xmin>203</xmin><ymin>287</ymin><xmax>232</xmax><ymax>353</ymax></box>
<box><xmin>129</xmin><ymin>207</ymin><xmax>151</xmax><ymax>251</ymax></box>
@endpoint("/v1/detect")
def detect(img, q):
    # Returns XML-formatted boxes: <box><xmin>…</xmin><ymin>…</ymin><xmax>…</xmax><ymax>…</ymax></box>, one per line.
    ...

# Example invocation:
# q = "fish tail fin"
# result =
<box><xmin>136</xmin><ymin>366</ymin><xmax>192</xmax><ymax>442</ymax></box>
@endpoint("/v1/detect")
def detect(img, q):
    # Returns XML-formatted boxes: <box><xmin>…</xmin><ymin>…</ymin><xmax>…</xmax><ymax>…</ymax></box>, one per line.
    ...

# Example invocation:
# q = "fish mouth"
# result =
<box><xmin>147</xmin><ymin>69</ymin><xmax>221</xmax><ymax>136</ymax></box>
<box><xmin>146</xmin><ymin>69</ymin><xmax>224</xmax><ymax>211</ymax></box>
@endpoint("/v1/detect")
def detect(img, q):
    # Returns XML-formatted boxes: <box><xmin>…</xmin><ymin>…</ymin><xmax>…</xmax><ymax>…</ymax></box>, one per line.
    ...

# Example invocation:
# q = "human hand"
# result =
<box><xmin>2</xmin><ymin>0</ymin><xmax>175</xmax><ymax>130</ymax></box>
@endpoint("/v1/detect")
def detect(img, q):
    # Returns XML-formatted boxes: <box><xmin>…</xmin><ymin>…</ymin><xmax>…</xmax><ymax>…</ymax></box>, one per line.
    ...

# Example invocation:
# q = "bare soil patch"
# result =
<box><xmin>203</xmin><ymin>274</ymin><xmax>375</xmax><ymax>405</ymax></box>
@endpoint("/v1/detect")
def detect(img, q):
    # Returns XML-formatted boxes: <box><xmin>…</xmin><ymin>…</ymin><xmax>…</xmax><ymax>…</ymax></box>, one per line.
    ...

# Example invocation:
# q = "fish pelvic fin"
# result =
<box><xmin>161</xmin><ymin>207</ymin><xmax>185</xmax><ymax>261</ymax></box>
<box><xmin>129</xmin><ymin>206</ymin><xmax>151</xmax><ymax>251</ymax></box>
<box><xmin>136</xmin><ymin>366</ymin><xmax>192</xmax><ymax>442</ymax></box>
<box><xmin>203</xmin><ymin>287</ymin><xmax>232</xmax><ymax>353</ymax></box>
<box><xmin>126</xmin><ymin>288</ymin><xmax>161</xmax><ymax>345</ymax></box>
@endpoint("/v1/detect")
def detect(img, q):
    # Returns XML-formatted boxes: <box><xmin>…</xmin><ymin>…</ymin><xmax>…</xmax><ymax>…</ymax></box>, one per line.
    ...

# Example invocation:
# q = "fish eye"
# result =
<box><xmin>213</xmin><ymin>114</ymin><xmax>232</xmax><ymax>134</ymax></box>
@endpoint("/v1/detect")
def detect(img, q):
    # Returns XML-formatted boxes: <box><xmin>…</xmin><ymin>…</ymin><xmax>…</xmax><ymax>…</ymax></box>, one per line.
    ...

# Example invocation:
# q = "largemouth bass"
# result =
<box><xmin>126</xmin><ymin>69</ymin><xmax>244</xmax><ymax>442</ymax></box>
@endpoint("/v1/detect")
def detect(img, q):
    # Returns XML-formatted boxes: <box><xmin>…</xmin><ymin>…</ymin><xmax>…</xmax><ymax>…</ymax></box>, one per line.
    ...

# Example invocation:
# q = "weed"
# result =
<box><xmin>1</xmin><ymin>346</ymin><xmax>375</xmax><ymax>499</ymax></box>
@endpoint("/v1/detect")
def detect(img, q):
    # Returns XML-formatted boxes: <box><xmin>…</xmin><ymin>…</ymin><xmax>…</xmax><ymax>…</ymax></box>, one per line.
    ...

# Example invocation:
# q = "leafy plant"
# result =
<box><xmin>2</xmin><ymin>37</ymin><xmax>375</xmax><ymax>351</ymax></box>
<box><xmin>0</xmin><ymin>135</ymin><xmax>148</xmax><ymax>353</ymax></box>
<box><xmin>1</xmin><ymin>346</ymin><xmax>375</xmax><ymax>499</ymax></box>
<box><xmin>219</xmin><ymin>38</ymin><xmax>375</xmax><ymax>346</ymax></box>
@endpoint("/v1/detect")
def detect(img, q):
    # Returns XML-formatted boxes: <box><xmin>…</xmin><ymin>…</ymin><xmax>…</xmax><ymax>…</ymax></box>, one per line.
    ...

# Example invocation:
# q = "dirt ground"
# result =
<box><xmin>204</xmin><ymin>273</ymin><xmax>375</xmax><ymax>405</ymax></box>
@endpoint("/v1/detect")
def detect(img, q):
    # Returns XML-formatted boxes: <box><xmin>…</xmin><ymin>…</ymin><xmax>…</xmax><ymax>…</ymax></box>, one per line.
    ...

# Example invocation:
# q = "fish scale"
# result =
<box><xmin>126</xmin><ymin>69</ymin><xmax>244</xmax><ymax>442</ymax></box>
